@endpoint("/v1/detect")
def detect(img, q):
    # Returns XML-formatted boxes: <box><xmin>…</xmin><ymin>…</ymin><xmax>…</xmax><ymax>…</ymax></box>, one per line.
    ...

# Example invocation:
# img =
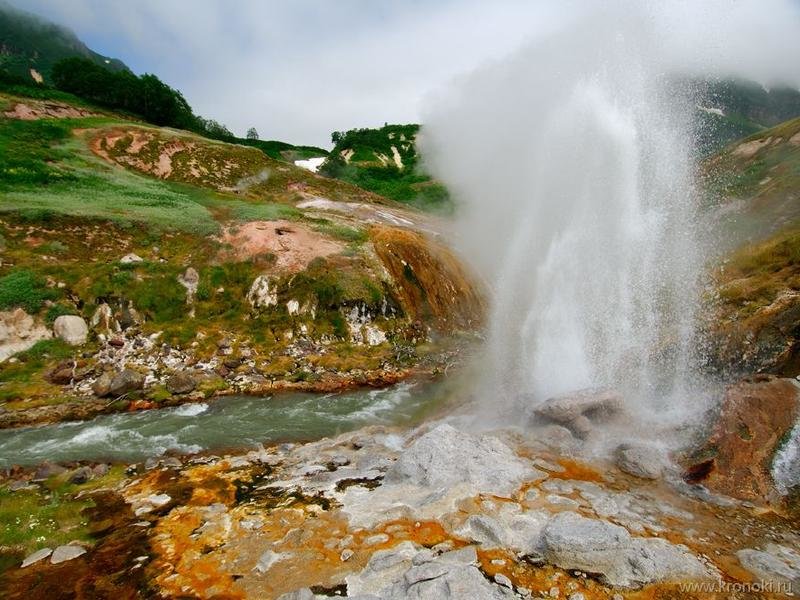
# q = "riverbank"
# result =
<box><xmin>1</xmin><ymin>405</ymin><xmax>798</xmax><ymax>599</ymax></box>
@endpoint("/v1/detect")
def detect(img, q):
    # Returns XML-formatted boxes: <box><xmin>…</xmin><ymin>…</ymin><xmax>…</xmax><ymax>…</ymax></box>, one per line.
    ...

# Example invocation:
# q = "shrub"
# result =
<box><xmin>0</xmin><ymin>269</ymin><xmax>55</xmax><ymax>313</ymax></box>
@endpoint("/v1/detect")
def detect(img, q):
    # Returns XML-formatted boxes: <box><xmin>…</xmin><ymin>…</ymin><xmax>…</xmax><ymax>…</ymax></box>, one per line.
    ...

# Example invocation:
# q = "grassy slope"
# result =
<box><xmin>695</xmin><ymin>78</ymin><xmax>800</xmax><ymax>155</ymax></box>
<box><xmin>0</xmin><ymin>92</ymin><xmax>477</xmax><ymax>413</ymax></box>
<box><xmin>705</xmin><ymin>118</ymin><xmax>800</xmax><ymax>374</ymax></box>
<box><xmin>321</xmin><ymin>123</ymin><xmax>452</xmax><ymax>214</ymax></box>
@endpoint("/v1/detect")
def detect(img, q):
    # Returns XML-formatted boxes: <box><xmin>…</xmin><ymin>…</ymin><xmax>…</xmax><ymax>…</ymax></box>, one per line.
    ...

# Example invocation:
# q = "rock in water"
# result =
<box><xmin>384</xmin><ymin>423</ymin><xmax>539</xmax><ymax>495</ymax></box>
<box><xmin>615</xmin><ymin>443</ymin><xmax>666</xmax><ymax>479</ymax></box>
<box><xmin>53</xmin><ymin>315</ymin><xmax>89</xmax><ymax>346</ymax></box>
<box><xmin>541</xmin><ymin>512</ymin><xmax>710</xmax><ymax>588</ymax></box>
<box><xmin>687</xmin><ymin>375</ymin><xmax>800</xmax><ymax>503</ymax></box>
<box><xmin>109</xmin><ymin>368</ymin><xmax>145</xmax><ymax>396</ymax></box>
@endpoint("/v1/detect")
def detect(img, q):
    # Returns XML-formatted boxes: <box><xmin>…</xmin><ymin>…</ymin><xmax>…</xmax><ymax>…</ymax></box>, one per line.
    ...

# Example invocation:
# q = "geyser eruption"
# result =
<box><xmin>423</xmin><ymin>5</ymin><xmax>712</xmax><ymax>426</ymax></box>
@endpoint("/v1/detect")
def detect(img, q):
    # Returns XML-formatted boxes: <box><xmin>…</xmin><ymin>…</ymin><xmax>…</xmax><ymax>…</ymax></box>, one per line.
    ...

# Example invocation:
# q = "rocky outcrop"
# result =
<box><xmin>737</xmin><ymin>544</ymin><xmax>800</xmax><ymax>591</ymax></box>
<box><xmin>384</xmin><ymin>424</ymin><xmax>538</xmax><ymax>495</ymax></box>
<box><xmin>615</xmin><ymin>443</ymin><xmax>667</xmax><ymax>479</ymax></box>
<box><xmin>371</xmin><ymin>226</ymin><xmax>484</xmax><ymax>333</ymax></box>
<box><xmin>540</xmin><ymin>512</ymin><xmax>711</xmax><ymax>588</ymax></box>
<box><xmin>247</xmin><ymin>275</ymin><xmax>278</xmax><ymax>309</ymax></box>
<box><xmin>0</xmin><ymin>308</ymin><xmax>51</xmax><ymax>362</ymax></box>
<box><xmin>687</xmin><ymin>375</ymin><xmax>800</xmax><ymax>504</ymax></box>
<box><xmin>53</xmin><ymin>315</ymin><xmax>89</xmax><ymax>346</ymax></box>
<box><xmin>108</xmin><ymin>369</ymin><xmax>145</xmax><ymax>396</ymax></box>
<box><xmin>165</xmin><ymin>370</ymin><xmax>198</xmax><ymax>394</ymax></box>
<box><xmin>532</xmin><ymin>388</ymin><xmax>624</xmax><ymax>439</ymax></box>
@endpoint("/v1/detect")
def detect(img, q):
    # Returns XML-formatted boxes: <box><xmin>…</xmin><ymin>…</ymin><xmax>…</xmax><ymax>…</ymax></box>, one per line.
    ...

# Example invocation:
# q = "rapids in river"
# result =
<box><xmin>0</xmin><ymin>381</ymin><xmax>451</xmax><ymax>467</ymax></box>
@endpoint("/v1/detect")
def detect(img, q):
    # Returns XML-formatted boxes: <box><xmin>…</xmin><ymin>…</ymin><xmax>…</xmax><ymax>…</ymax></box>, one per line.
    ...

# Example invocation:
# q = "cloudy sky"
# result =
<box><xmin>10</xmin><ymin>1</ymin><xmax>800</xmax><ymax>147</ymax></box>
<box><xmin>11</xmin><ymin>0</ymin><xmax>577</xmax><ymax>146</ymax></box>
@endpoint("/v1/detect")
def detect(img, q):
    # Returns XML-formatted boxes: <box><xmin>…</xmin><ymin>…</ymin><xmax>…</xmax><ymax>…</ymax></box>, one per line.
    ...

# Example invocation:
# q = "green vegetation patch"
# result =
<box><xmin>0</xmin><ymin>269</ymin><xmax>56</xmax><ymax>313</ymax></box>
<box><xmin>0</xmin><ymin>466</ymin><xmax>126</xmax><ymax>558</ymax></box>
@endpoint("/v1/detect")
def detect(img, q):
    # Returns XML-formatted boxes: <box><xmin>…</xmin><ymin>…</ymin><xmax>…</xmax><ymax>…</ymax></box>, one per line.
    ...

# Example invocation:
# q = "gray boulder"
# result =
<box><xmin>33</xmin><ymin>462</ymin><xmax>66</xmax><ymax>481</ymax></box>
<box><xmin>533</xmin><ymin>388</ymin><xmax>623</xmax><ymax>439</ymax></box>
<box><xmin>615</xmin><ymin>443</ymin><xmax>667</xmax><ymax>479</ymax></box>
<box><xmin>737</xmin><ymin>544</ymin><xmax>800</xmax><ymax>589</ymax></box>
<box><xmin>53</xmin><ymin>315</ymin><xmax>88</xmax><ymax>346</ymax></box>
<box><xmin>166</xmin><ymin>370</ymin><xmax>198</xmax><ymax>394</ymax></box>
<box><xmin>109</xmin><ymin>368</ymin><xmax>145</xmax><ymax>396</ymax></box>
<box><xmin>385</xmin><ymin>424</ymin><xmax>539</xmax><ymax>496</ymax></box>
<box><xmin>69</xmin><ymin>466</ymin><xmax>93</xmax><ymax>484</ymax></box>
<box><xmin>541</xmin><ymin>512</ymin><xmax>710</xmax><ymax>588</ymax></box>
<box><xmin>92</xmin><ymin>371</ymin><xmax>114</xmax><ymax>397</ymax></box>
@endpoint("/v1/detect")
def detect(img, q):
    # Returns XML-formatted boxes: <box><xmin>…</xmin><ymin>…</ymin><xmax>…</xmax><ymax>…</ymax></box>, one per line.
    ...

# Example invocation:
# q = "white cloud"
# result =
<box><xmin>12</xmin><ymin>0</ymin><xmax>573</xmax><ymax>145</ymax></box>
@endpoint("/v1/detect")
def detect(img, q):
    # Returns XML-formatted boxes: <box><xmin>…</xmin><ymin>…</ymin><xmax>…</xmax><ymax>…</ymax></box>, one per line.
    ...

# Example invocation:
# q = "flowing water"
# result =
<box><xmin>422</xmin><ymin>5</ymin><xmax>711</xmax><ymax>428</ymax></box>
<box><xmin>0</xmin><ymin>381</ymin><xmax>450</xmax><ymax>468</ymax></box>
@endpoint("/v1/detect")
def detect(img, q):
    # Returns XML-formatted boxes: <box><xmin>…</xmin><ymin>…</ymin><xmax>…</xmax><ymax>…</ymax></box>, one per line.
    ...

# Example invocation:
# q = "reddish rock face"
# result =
<box><xmin>688</xmin><ymin>375</ymin><xmax>799</xmax><ymax>504</ymax></box>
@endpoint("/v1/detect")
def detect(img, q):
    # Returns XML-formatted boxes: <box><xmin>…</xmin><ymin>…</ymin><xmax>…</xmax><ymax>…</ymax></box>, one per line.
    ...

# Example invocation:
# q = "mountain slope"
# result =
<box><xmin>704</xmin><ymin>117</ymin><xmax>800</xmax><ymax>376</ymax></box>
<box><xmin>0</xmin><ymin>92</ymin><xmax>483</xmax><ymax>428</ymax></box>
<box><xmin>695</xmin><ymin>78</ymin><xmax>800</xmax><ymax>155</ymax></box>
<box><xmin>0</xmin><ymin>1</ymin><xmax>127</xmax><ymax>83</ymax></box>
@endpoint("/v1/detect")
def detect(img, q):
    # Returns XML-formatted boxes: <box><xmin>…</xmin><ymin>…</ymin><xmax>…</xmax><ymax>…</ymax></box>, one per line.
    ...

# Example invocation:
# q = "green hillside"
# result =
<box><xmin>694</xmin><ymin>78</ymin><xmax>800</xmax><ymax>155</ymax></box>
<box><xmin>0</xmin><ymin>1</ymin><xmax>127</xmax><ymax>83</ymax></box>
<box><xmin>320</xmin><ymin>123</ymin><xmax>451</xmax><ymax>213</ymax></box>
<box><xmin>0</xmin><ymin>91</ymin><xmax>482</xmax><ymax>426</ymax></box>
<box><xmin>704</xmin><ymin>116</ymin><xmax>800</xmax><ymax>376</ymax></box>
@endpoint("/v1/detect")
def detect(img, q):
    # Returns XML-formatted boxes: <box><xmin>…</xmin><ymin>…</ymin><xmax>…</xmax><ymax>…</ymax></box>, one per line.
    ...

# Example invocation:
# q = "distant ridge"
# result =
<box><xmin>0</xmin><ymin>0</ymin><xmax>128</xmax><ymax>83</ymax></box>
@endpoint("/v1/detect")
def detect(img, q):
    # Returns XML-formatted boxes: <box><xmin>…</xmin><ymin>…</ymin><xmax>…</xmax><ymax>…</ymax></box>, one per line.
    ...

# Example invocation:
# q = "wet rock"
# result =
<box><xmin>540</xmin><ymin>512</ymin><xmax>709</xmax><ymax>588</ymax></box>
<box><xmin>92</xmin><ymin>463</ymin><xmax>109</xmax><ymax>477</ymax></box>
<box><xmin>736</xmin><ymin>544</ymin><xmax>800</xmax><ymax>589</ymax></box>
<box><xmin>21</xmin><ymin>547</ymin><xmax>52</xmax><ymax>567</ymax></box>
<box><xmin>615</xmin><ymin>443</ymin><xmax>666</xmax><ymax>479</ymax></box>
<box><xmin>92</xmin><ymin>371</ymin><xmax>114</xmax><ymax>397</ymax></box>
<box><xmin>69</xmin><ymin>466</ymin><xmax>93</xmax><ymax>485</ymax></box>
<box><xmin>253</xmin><ymin>549</ymin><xmax>286</xmax><ymax>574</ymax></box>
<box><xmin>166</xmin><ymin>370</ymin><xmax>197</xmax><ymax>394</ymax></box>
<box><xmin>50</xmin><ymin>544</ymin><xmax>87</xmax><ymax>564</ymax></box>
<box><xmin>276</xmin><ymin>590</ymin><xmax>315</xmax><ymax>600</ymax></box>
<box><xmin>687</xmin><ymin>376</ymin><xmax>800</xmax><ymax>503</ymax></box>
<box><xmin>133</xmin><ymin>493</ymin><xmax>171</xmax><ymax>516</ymax></box>
<box><xmin>109</xmin><ymin>368</ymin><xmax>145</xmax><ymax>396</ymax></box>
<box><xmin>9</xmin><ymin>479</ymin><xmax>36</xmax><ymax>491</ymax></box>
<box><xmin>385</xmin><ymin>424</ymin><xmax>539</xmax><ymax>495</ymax></box>
<box><xmin>460</xmin><ymin>514</ymin><xmax>507</xmax><ymax>547</ymax></box>
<box><xmin>53</xmin><ymin>315</ymin><xmax>89</xmax><ymax>346</ymax></box>
<box><xmin>33</xmin><ymin>462</ymin><xmax>66</xmax><ymax>481</ymax></box>
<box><xmin>533</xmin><ymin>388</ymin><xmax>624</xmax><ymax>439</ymax></box>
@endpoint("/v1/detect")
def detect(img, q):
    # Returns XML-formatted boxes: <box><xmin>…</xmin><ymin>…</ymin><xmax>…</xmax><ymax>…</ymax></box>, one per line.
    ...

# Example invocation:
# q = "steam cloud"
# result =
<box><xmin>420</xmin><ymin>0</ymin><xmax>800</xmax><ymax>429</ymax></box>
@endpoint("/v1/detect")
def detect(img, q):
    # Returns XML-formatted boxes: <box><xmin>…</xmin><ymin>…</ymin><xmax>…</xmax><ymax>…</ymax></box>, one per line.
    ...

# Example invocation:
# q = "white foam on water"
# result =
<box><xmin>173</xmin><ymin>403</ymin><xmax>209</xmax><ymax>417</ymax></box>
